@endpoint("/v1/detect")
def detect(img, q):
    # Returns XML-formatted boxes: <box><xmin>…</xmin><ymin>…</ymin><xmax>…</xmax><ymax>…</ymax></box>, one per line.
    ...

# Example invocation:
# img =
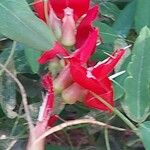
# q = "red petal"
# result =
<box><xmin>42</xmin><ymin>73</ymin><xmax>53</xmax><ymax>92</ymax></box>
<box><xmin>76</xmin><ymin>5</ymin><xmax>99</xmax><ymax>48</ymax></box>
<box><xmin>38</xmin><ymin>42</ymin><xmax>69</xmax><ymax>64</ymax></box>
<box><xmin>69</xmin><ymin>62</ymin><xmax>114</xmax><ymax>112</ymax></box>
<box><xmin>50</xmin><ymin>0</ymin><xmax>67</xmax><ymax>19</ymax></box>
<box><xmin>69</xmin><ymin>62</ymin><xmax>110</xmax><ymax>95</ymax></box>
<box><xmin>33</xmin><ymin>0</ymin><xmax>50</xmax><ymax>22</ymax></box>
<box><xmin>84</xmin><ymin>78</ymin><xmax>114</xmax><ymax>112</ymax></box>
<box><xmin>50</xmin><ymin>0</ymin><xmax>90</xmax><ymax>19</ymax></box>
<box><xmin>92</xmin><ymin>49</ymin><xmax>125</xmax><ymax>80</ymax></box>
<box><xmin>69</xmin><ymin>0</ymin><xmax>90</xmax><ymax>19</ymax></box>
<box><xmin>40</xmin><ymin>74</ymin><xmax>54</xmax><ymax>120</ymax></box>
<box><xmin>48</xmin><ymin>114</ymin><xmax>59</xmax><ymax>127</ymax></box>
<box><xmin>73</xmin><ymin>29</ymin><xmax>98</xmax><ymax>64</ymax></box>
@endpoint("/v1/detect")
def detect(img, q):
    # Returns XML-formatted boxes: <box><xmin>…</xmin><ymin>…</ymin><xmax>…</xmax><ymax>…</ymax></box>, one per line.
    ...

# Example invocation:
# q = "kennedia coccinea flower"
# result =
<box><xmin>38</xmin><ymin>28</ymin><xmax>98</xmax><ymax>94</ymax></box>
<box><xmin>38</xmin><ymin>27</ymin><xmax>125</xmax><ymax>112</ymax></box>
<box><xmin>33</xmin><ymin>0</ymin><xmax>99</xmax><ymax>47</ymax></box>
<box><xmin>34</xmin><ymin>0</ymin><xmax>125</xmax><ymax>112</ymax></box>
<box><xmin>67</xmin><ymin>49</ymin><xmax>125</xmax><ymax>111</ymax></box>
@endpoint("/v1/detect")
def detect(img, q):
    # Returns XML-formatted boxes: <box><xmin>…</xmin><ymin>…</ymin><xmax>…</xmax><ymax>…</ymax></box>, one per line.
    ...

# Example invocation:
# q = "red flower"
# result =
<box><xmin>38</xmin><ymin>26</ymin><xmax>125</xmax><ymax>112</ymax></box>
<box><xmin>68</xmin><ymin>49</ymin><xmax>125</xmax><ymax>112</ymax></box>
<box><xmin>75</xmin><ymin>6</ymin><xmax>99</xmax><ymax>48</ymax></box>
<box><xmin>38</xmin><ymin>42</ymin><xmax>69</xmax><ymax>64</ymax></box>
<box><xmin>34</xmin><ymin>1</ymin><xmax>125</xmax><ymax>112</ymax></box>
<box><xmin>38</xmin><ymin>28</ymin><xmax>98</xmax><ymax>64</ymax></box>
<box><xmin>33</xmin><ymin>0</ymin><xmax>99</xmax><ymax>46</ymax></box>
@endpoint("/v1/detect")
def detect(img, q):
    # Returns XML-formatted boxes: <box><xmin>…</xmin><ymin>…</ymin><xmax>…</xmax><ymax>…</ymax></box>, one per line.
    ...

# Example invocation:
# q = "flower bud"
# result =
<box><xmin>62</xmin><ymin>83</ymin><xmax>87</xmax><ymax>104</ymax></box>
<box><xmin>48</xmin><ymin>58</ymin><xmax>63</xmax><ymax>77</ymax></box>
<box><xmin>49</xmin><ymin>7</ymin><xmax>62</xmax><ymax>39</ymax></box>
<box><xmin>61</xmin><ymin>7</ymin><xmax>76</xmax><ymax>46</ymax></box>
<box><xmin>54</xmin><ymin>65</ymin><xmax>73</xmax><ymax>94</ymax></box>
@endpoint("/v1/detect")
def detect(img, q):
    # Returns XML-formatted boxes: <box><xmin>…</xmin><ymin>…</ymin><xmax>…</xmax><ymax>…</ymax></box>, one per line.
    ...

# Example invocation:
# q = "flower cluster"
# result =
<box><xmin>33</xmin><ymin>0</ymin><xmax>125</xmax><ymax>128</ymax></box>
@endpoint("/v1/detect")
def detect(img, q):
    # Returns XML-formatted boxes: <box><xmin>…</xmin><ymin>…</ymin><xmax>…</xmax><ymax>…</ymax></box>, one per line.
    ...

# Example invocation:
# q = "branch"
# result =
<box><xmin>6</xmin><ymin>140</ymin><xmax>17</xmax><ymax>150</ymax></box>
<box><xmin>34</xmin><ymin>118</ymin><xmax>126</xmax><ymax>144</ymax></box>
<box><xmin>0</xmin><ymin>63</ymin><xmax>34</xmax><ymax>133</ymax></box>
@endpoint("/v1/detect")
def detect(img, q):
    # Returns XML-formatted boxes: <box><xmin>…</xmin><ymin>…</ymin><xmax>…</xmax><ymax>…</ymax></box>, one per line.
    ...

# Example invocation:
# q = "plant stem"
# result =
<box><xmin>92</xmin><ymin>92</ymin><xmax>138</xmax><ymax>135</ymax></box>
<box><xmin>34</xmin><ymin>119</ymin><xmax>126</xmax><ymax>144</ymax></box>
<box><xmin>104</xmin><ymin>127</ymin><xmax>111</xmax><ymax>150</ymax></box>
<box><xmin>0</xmin><ymin>63</ymin><xmax>34</xmax><ymax>134</ymax></box>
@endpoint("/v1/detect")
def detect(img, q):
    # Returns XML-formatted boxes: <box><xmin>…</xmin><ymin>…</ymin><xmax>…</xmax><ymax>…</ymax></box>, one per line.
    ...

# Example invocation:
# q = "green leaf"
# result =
<box><xmin>93</xmin><ymin>22</ymin><xmax>117</xmax><ymax>61</ymax></box>
<box><xmin>18</xmin><ymin>75</ymin><xmax>41</xmax><ymax>98</ymax></box>
<box><xmin>0</xmin><ymin>63</ymin><xmax>17</xmax><ymax>119</ymax></box>
<box><xmin>113</xmin><ymin>0</ymin><xmax>136</xmax><ymax>37</ymax></box>
<box><xmin>123</xmin><ymin>27</ymin><xmax>150</xmax><ymax>122</ymax></box>
<box><xmin>46</xmin><ymin>145</ymin><xmax>75</xmax><ymax>150</ymax></box>
<box><xmin>100</xmin><ymin>2</ymin><xmax>120</xmax><ymax>21</ymax></box>
<box><xmin>0</xmin><ymin>33</ymin><xmax>4</xmax><ymax>39</ymax></box>
<box><xmin>92</xmin><ymin>43</ymin><xmax>114</xmax><ymax>62</ymax></box>
<box><xmin>24</xmin><ymin>48</ymin><xmax>41</xmax><ymax>73</ymax></box>
<box><xmin>135</xmin><ymin>0</ymin><xmax>150</xmax><ymax>33</ymax></box>
<box><xmin>0</xmin><ymin>0</ymin><xmax>55</xmax><ymax>50</ymax></box>
<box><xmin>113</xmin><ymin>80</ymin><xmax>125</xmax><ymax>100</ymax></box>
<box><xmin>113</xmin><ymin>55</ymin><xmax>131</xmax><ymax>100</ymax></box>
<box><xmin>94</xmin><ymin>22</ymin><xmax>117</xmax><ymax>43</ymax></box>
<box><xmin>0</xmin><ymin>117</ymin><xmax>27</xmax><ymax>149</ymax></box>
<box><xmin>139</xmin><ymin>121</ymin><xmax>150</xmax><ymax>150</ymax></box>
<box><xmin>0</xmin><ymin>43</ymin><xmax>34</xmax><ymax>73</ymax></box>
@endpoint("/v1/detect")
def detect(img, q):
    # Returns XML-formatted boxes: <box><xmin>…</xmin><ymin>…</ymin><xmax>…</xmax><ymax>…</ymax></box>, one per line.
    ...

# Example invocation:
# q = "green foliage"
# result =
<box><xmin>95</xmin><ymin>22</ymin><xmax>117</xmax><ymax>43</ymax></box>
<box><xmin>0</xmin><ymin>71</ymin><xmax>17</xmax><ymax>118</ymax></box>
<box><xmin>0</xmin><ymin>0</ymin><xmax>150</xmax><ymax>149</ymax></box>
<box><xmin>113</xmin><ymin>0</ymin><xmax>136</xmax><ymax>37</ymax></box>
<box><xmin>46</xmin><ymin>145</ymin><xmax>73</xmax><ymax>150</ymax></box>
<box><xmin>24</xmin><ymin>48</ymin><xmax>41</xmax><ymax>73</ymax></box>
<box><xmin>100</xmin><ymin>2</ymin><xmax>120</xmax><ymax>21</ymax></box>
<box><xmin>139</xmin><ymin>121</ymin><xmax>150</xmax><ymax>150</ymax></box>
<box><xmin>135</xmin><ymin>0</ymin><xmax>150</xmax><ymax>33</ymax></box>
<box><xmin>124</xmin><ymin>27</ymin><xmax>150</xmax><ymax>122</ymax></box>
<box><xmin>0</xmin><ymin>0</ymin><xmax>55</xmax><ymax>51</ymax></box>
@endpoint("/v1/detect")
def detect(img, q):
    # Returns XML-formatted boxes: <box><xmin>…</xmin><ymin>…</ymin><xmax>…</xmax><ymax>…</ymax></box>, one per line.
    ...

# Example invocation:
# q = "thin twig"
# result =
<box><xmin>6</xmin><ymin>140</ymin><xmax>17</xmax><ymax>150</ymax></box>
<box><xmin>0</xmin><ymin>41</ymin><xmax>16</xmax><ymax>75</ymax></box>
<box><xmin>0</xmin><ymin>63</ymin><xmax>34</xmax><ymax>134</ymax></box>
<box><xmin>0</xmin><ymin>37</ymin><xmax>7</xmax><ymax>41</ymax></box>
<box><xmin>34</xmin><ymin>119</ymin><xmax>126</xmax><ymax>144</ymax></box>
<box><xmin>91</xmin><ymin>92</ymin><xmax>138</xmax><ymax>134</ymax></box>
<box><xmin>104</xmin><ymin>127</ymin><xmax>111</xmax><ymax>150</ymax></box>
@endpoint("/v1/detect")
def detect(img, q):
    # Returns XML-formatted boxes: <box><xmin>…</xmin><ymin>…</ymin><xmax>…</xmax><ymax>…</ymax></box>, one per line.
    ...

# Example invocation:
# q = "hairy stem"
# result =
<box><xmin>34</xmin><ymin>118</ymin><xmax>126</xmax><ymax>144</ymax></box>
<box><xmin>105</xmin><ymin>127</ymin><xmax>111</xmax><ymax>150</ymax></box>
<box><xmin>92</xmin><ymin>92</ymin><xmax>138</xmax><ymax>135</ymax></box>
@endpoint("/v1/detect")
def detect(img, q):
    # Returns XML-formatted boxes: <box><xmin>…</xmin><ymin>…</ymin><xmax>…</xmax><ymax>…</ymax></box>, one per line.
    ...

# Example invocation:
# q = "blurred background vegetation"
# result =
<box><xmin>0</xmin><ymin>0</ymin><xmax>150</xmax><ymax>149</ymax></box>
